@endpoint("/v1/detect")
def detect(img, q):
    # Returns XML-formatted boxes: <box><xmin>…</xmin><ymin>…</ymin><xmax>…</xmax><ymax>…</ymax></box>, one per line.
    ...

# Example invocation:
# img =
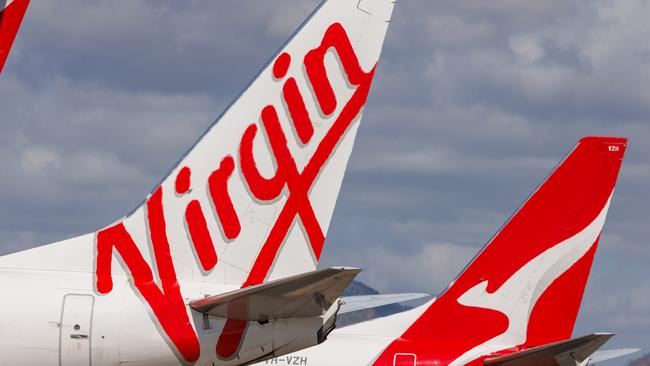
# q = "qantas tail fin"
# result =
<box><xmin>0</xmin><ymin>0</ymin><xmax>29</xmax><ymax>74</ymax></box>
<box><xmin>389</xmin><ymin>137</ymin><xmax>627</xmax><ymax>364</ymax></box>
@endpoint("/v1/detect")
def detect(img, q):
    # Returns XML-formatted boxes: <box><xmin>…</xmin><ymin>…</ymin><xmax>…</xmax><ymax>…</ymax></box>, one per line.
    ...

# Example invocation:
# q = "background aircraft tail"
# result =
<box><xmin>0</xmin><ymin>0</ymin><xmax>29</xmax><ymax>74</ymax></box>
<box><xmin>381</xmin><ymin>137</ymin><xmax>627</xmax><ymax>365</ymax></box>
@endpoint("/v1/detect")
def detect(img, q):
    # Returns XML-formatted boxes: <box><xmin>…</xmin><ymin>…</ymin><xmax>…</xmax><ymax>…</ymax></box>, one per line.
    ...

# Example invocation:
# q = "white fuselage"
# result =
<box><xmin>0</xmin><ymin>267</ymin><xmax>328</xmax><ymax>366</ymax></box>
<box><xmin>256</xmin><ymin>302</ymin><xmax>432</xmax><ymax>366</ymax></box>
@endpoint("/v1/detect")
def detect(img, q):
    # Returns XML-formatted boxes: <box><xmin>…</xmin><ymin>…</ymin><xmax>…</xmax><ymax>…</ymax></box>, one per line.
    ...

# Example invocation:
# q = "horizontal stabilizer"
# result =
<box><xmin>339</xmin><ymin>293</ymin><xmax>429</xmax><ymax>314</ymax></box>
<box><xmin>190</xmin><ymin>267</ymin><xmax>360</xmax><ymax>321</ymax></box>
<box><xmin>590</xmin><ymin>348</ymin><xmax>642</xmax><ymax>364</ymax></box>
<box><xmin>484</xmin><ymin>333</ymin><xmax>614</xmax><ymax>366</ymax></box>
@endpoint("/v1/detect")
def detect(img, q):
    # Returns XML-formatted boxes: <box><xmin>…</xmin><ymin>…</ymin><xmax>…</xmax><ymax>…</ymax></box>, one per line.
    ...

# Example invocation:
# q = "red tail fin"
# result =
<box><xmin>378</xmin><ymin>137</ymin><xmax>627</xmax><ymax>365</ymax></box>
<box><xmin>0</xmin><ymin>0</ymin><xmax>30</xmax><ymax>75</ymax></box>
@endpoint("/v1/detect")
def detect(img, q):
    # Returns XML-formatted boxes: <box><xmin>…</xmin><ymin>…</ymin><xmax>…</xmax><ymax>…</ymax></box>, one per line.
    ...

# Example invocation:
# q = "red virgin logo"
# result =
<box><xmin>94</xmin><ymin>22</ymin><xmax>377</xmax><ymax>363</ymax></box>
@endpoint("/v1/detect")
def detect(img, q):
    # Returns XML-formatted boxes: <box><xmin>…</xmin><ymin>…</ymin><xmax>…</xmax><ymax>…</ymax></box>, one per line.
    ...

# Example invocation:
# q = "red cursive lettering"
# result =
<box><xmin>208</xmin><ymin>156</ymin><xmax>241</xmax><ymax>240</ymax></box>
<box><xmin>97</xmin><ymin>21</ymin><xmax>376</xmax><ymax>364</ymax></box>
<box><xmin>216</xmin><ymin>319</ymin><xmax>249</xmax><ymax>359</ymax></box>
<box><xmin>186</xmin><ymin>199</ymin><xmax>218</xmax><ymax>272</ymax></box>
<box><xmin>95</xmin><ymin>188</ymin><xmax>201</xmax><ymax>363</ymax></box>
<box><xmin>239</xmin><ymin>105</ymin><xmax>325</xmax><ymax>288</ymax></box>
<box><xmin>216</xmin><ymin>22</ymin><xmax>377</xmax><ymax>359</ymax></box>
<box><xmin>304</xmin><ymin>22</ymin><xmax>367</xmax><ymax>116</ymax></box>
<box><xmin>175</xmin><ymin>166</ymin><xmax>192</xmax><ymax>195</ymax></box>
<box><xmin>243</xmin><ymin>22</ymin><xmax>375</xmax><ymax>288</ymax></box>
<box><xmin>273</xmin><ymin>52</ymin><xmax>314</xmax><ymax>144</ymax></box>
<box><xmin>283</xmin><ymin>77</ymin><xmax>314</xmax><ymax>144</ymax></box>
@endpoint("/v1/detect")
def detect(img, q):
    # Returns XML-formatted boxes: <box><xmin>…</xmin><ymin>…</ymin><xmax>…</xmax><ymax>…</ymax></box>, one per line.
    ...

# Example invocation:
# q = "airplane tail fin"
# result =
<box><xmin>388</xmin><ymin>137</ymin><xmax>627</xmax><ymax>363</ymax></box>
<box><xmin>94</xmin><ymin>0</ymin><xmax>394</xmax><ymax>288</ymax></box>
<box><xmin>0</xmin><ymin>0</ymin><xmax>29</xmax><ymax>74</ymax></box>
<box><xmin>0</xmin><ymin>1</ymin><xmax>395</xmax><ymax>363</ymax></box>
<box><xmin>0</xmin><ymin>0</ymin><xmax>396</xmax><ymax>287</ymax></box>
<box><xmin>454</xmin><ymin>137</ymin><xmax>627</xmax><ymax>348</ymax></box>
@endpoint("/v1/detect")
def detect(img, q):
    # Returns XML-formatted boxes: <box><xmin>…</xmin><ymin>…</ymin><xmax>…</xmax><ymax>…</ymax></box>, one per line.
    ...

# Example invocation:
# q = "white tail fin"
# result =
<box><xmin>0</xmin><ymin>2</ymin><xmax>396</xmax><ymax>363</ymax></box>
<box><xmin>0</xmin><ymin>0</ymin><xmax>395</xmax><ymax>289</ymax></box>
<box><xmin>98</xmin><ymin>0</ymin><xmax>394</xmax><ymax>287</ymax></box>
<box><xmin>0</xmin><ymin>3</ymin><xmax>395</xmax><ymax>362</ymax></box>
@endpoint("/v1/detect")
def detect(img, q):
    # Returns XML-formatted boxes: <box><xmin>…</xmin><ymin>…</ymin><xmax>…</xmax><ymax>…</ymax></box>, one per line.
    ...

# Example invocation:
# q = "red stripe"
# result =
<box><xmin>0</xmin><ymin>0</ymin><xmax>29</xmax><ymax>74</ymax></box>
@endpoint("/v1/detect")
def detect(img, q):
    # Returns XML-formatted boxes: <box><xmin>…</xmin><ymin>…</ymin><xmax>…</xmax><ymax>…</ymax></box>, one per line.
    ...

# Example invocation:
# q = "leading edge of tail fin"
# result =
<box><xmin>391</xmin><ymin>137</ymin><xmax>627</xmax><ymax>364</ymax></box>
<box><xmin>0</xmin><ymin>0</ymin><xmax>29</xmax><ymax>74</ymax></box>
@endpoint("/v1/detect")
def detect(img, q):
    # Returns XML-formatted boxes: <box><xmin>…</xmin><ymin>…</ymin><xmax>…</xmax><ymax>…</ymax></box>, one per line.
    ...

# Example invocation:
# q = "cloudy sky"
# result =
<box><xmin>1</xmin><ymin>0</ymin><xmax>649</xmax><ymax>364</ymax></box>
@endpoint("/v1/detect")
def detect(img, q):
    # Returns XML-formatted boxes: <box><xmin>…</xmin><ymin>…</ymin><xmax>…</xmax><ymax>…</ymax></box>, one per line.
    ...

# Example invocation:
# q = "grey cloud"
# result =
<box><xmin>14</xmin><ymin>0</ymin><xmax>320</xmax><ymax>94</ymax></box>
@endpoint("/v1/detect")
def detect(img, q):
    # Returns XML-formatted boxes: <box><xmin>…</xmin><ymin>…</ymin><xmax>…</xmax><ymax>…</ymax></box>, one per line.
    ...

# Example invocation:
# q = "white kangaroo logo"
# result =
<box><xmin>450</xmin><ymin>196</ymin><xmax>613</xmax><ymax>366</ymax></box>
